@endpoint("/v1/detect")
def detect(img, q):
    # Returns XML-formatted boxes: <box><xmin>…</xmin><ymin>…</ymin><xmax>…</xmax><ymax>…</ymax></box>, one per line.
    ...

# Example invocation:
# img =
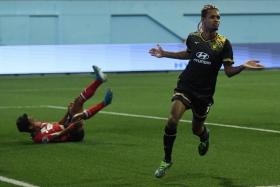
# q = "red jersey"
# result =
<box><xmin>32</xmin><ymin>122</ymin><xmax>68</xmax><ymax>143</ymax></box>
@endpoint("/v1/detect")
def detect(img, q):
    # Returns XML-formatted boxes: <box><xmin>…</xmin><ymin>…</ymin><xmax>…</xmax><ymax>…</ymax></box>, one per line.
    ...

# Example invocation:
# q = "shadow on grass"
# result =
<box><xmin>212</xmin><ymin>176</ymin><xmax>247</xmax><ymax>187</ymax></box>
<box><xmin>161</xmin><ymin>172</ymin><xmax>247</xmax><ymax>187</ymax></box>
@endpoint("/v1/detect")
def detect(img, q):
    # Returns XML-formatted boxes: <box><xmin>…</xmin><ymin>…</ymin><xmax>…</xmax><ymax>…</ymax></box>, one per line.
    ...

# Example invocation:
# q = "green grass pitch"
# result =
<box><xmin>0</xmin><ymin>70</ymin><xmax>279</xmax><ymax>187</ymax></box>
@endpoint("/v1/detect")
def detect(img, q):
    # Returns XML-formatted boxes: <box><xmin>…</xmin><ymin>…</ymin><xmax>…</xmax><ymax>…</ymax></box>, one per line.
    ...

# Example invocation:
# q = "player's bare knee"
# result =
<box><xmin>70</xmin><ymin>97</ymin><xmax>83</xmax><ymax>113</ymax></box>
<box><xmin>165</xmin><ymin>117</ymin><xmax>178</xmax><ymax>135</ymax></box>
<box><xmin>74</xmin><ymin>97</ymin><xmax>83</xmax><ymax>105</ymax></box>
<box><xmin>167</xmin><ymin>116</ymin><xmax>180</xmax><ymax>126</ymax></box>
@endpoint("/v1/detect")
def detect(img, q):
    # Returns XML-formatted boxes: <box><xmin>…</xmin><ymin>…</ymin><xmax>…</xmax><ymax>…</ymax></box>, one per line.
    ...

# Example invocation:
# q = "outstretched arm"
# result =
<box><xmin>223</xmin><ymin>63</ymin><xmax>245</xmax><ymax>78</ymax></box>
<box><xmin>224</xmin><ymin>60</ymin><xmax>264</xmax><ymax>78</ymax></box>
<box><xmin>149</xmin><ymin>44</ymin><xmax>191</xmax><ymax>60</ymax></box>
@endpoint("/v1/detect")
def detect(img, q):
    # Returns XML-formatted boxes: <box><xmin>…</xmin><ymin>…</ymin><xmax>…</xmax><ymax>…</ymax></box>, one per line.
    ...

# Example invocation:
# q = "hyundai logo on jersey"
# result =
<box><xmin>196</xmin><ymin>52</ymin><xmax>209</xmax><ymax>60</ymax></box>
<box><xmin>194</xmin><ymin>52</ymin><xmax>211</xmax><ymax>65</ymax></box>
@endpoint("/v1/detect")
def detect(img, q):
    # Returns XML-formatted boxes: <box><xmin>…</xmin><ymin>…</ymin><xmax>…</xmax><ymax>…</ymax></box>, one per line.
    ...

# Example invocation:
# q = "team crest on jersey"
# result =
<box><xmin>210</xmin><ymin>34</ymin><xmax>226</xmax><ymax>51</ymax></box>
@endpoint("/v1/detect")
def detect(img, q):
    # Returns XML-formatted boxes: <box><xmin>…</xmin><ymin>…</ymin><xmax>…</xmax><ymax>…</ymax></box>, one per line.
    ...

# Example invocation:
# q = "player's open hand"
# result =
<box><xmin>149</xmin><ymin>44</ymin><xmax>164</xmax><ymax>58</ymax></box>
<box><xmin>242</xmin><ymin>60</ymin><xmax>265</xmax><ymax>69</ymax></box>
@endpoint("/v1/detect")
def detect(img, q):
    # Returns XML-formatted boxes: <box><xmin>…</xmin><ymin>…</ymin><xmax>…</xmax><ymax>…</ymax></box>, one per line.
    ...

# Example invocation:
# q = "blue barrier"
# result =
<box><xmin>0</xmin><ymin>43</ymin><xmax>279</xmax><ymax>74</ymax></box>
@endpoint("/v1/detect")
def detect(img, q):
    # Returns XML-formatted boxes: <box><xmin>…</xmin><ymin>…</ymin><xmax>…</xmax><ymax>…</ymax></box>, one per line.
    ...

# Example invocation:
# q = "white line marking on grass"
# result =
<box><xmin>256</xmin><ymin>185</ymin><xmax>280</xmax><ymax>187</ymax></box>
<box><xmin>0</xmin><ymin>176</ymin><xmax>39</xmax><ymax>187</ymax></box>
<box><xmin>102</xmin><ymin>111</ymin><xmax>280</xmax><ymax>134</ymax></box>
<box><xmin>2</xmin><ymin>105</ymin><xmax>280</xmax><ymax>134</ymax></box>
<box><xmin>44</xmin><ymin>105</ymin><xmax>280</xmax><ymax>134</ymax></box>
<box><xmin>0</xmin><ymin>105</ymin><xmax>46</xmax><ymax>109</ymax></box>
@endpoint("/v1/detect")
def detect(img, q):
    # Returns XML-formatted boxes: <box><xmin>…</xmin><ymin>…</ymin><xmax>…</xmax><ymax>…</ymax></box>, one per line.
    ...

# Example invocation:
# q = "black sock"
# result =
<box><xmin>199</xmin><ymin>126</ymin><xmax>209</xmax><ymax>142</ymax></box>
<box><xmin>163</xmin><ymin>124</ymin><xmax>177</xmax><ymax>163</ymax></box>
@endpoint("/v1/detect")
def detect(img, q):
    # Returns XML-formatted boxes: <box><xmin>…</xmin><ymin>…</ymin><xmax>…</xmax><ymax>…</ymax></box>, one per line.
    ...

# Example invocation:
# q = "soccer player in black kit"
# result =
<box><xmin>149</xmin><ymin>4</ymin><xmax>264</xmax><ymax>178</ymax></box>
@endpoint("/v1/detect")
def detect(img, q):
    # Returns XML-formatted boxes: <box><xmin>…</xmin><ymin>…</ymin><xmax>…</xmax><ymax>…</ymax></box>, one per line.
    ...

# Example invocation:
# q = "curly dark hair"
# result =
<box><xmin>16</xmin><ymin>113</ymin><xmax>31</xmax><ymax>132</ymax></box>
<box><xmin>197</xmin><ymin>4</ymin><xmax>219</xmax><ymax>31</ymax></box>
<box><xmin>201</xmin><ymin>4</ymin><xmax>219</xmax><ymax>18</ymax></box>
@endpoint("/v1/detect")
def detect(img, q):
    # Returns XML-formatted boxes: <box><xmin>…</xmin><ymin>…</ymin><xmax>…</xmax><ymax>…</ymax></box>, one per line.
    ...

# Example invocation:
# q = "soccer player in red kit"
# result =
<box><xmin>16</xmin><ymin>66</ymin><xmax>113</xmax><ymax>143</ymax></box>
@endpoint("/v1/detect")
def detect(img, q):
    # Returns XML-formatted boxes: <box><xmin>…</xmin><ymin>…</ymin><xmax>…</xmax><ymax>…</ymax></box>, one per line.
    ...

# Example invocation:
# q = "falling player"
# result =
<box><xmin>16</xmin><ymin>66</ymin><xmax>113</xmax><ymax>143</ymax></box>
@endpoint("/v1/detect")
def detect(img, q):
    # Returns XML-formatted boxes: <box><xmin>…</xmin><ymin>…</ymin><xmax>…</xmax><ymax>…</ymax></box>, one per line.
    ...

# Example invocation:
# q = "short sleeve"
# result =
<box><xmin>186</xmin><ymin>34</ymin><xmax>192</xmax><ymax>53</ymax></box>
<box><xmin>222</xmin><ymin>39</ymin><xmax>234</xmax><ymax>65</ymax></box>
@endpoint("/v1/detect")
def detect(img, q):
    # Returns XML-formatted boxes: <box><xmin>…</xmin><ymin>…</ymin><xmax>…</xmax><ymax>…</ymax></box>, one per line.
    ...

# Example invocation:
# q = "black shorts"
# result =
<box><xmin>172</xmin><ymin>89</ymin><xmax>213</xmax><ymax>119</ymax></box>
<box><xmin>68</xmin><ymin>128</ymin><xmax>85</xmax><ymax>142</ymax></box>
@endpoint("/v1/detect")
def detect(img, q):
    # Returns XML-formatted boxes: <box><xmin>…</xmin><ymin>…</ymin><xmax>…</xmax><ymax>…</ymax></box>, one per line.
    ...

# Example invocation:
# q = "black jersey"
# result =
<box><xmin>176</xmin><ymin>31</ymin><xmax>234</xmax><ymax>99</ymax></box>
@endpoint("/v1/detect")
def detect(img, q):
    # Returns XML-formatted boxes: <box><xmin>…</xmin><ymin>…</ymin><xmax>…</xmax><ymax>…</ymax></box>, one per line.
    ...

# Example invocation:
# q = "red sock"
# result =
<box><xmin>84</xmin><ymin>102</ymin><xmax>106</xmax><ymax>119</ymax></box>
<box><xmin>80</xmin><ymin>80</ymin><xmax>102</xmax><ymax>102</ymax></box>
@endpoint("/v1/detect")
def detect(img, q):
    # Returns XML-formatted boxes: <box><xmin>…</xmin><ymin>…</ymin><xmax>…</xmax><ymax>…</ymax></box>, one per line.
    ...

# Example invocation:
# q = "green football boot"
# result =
<box><xmin>154</xmin><ymin>160</ymin><xmax>172</xmax><ymax>178</ymax></box>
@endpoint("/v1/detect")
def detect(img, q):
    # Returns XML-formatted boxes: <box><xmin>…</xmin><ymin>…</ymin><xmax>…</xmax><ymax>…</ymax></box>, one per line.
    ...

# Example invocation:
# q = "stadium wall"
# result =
<box><xmin>0</xmin><ymin>0</ymin><xmax>280</xmax><ymax>45</ymax></box>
